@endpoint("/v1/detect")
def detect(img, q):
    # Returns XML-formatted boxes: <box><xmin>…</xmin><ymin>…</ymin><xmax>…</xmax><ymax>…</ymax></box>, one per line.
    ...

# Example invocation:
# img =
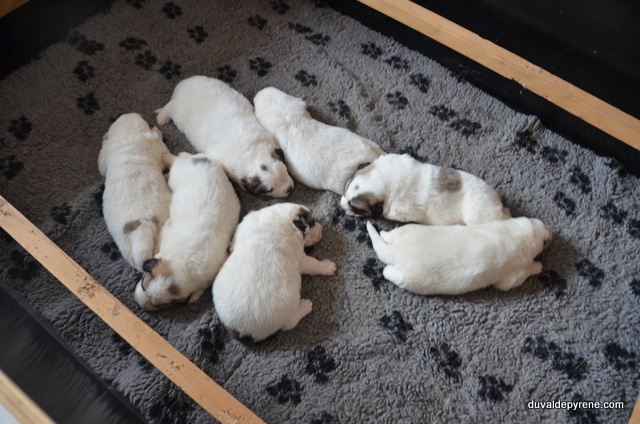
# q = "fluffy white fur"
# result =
<box><xmin>340</xmin><ymin>153</ymin><xmax>510</xmax><ymax>225</ymax></box>
<box><xmin>135</xmin><ymin>153</ymin><xmax>240</xmax><ymax>311</ymax></box>
<box><xmin>98</xmin><ymin>113</ymin><xmax>172</xmax><ymax>272</ymax></box>
<box><xmin>155</xmin><ymin>76</ymin><xmax>294</xmax><ymax>197</ymax></box>
<box><xmin>213</xmin><ymin>203</ymin><xmax>336</xmax><ymax>342</ymax></box>
<box><xmin>367</xmin><ymin>218</ymin><xmax>552</xmax><ymax>295</ymax></box>
<box><xmin>253</xmin><ymin>87</ymin><xmax>384</xmax><ymax>194</ymax></box>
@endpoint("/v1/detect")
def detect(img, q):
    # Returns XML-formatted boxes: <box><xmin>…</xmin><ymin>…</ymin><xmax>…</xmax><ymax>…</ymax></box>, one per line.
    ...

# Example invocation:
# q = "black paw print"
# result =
<box><xmin>450</xmin><ymin>118</ymin><xmax>482</xmax><ymax>137</ymax></box>
<box><xmin>249</xmin><ymin>57</ymin><xmax>272</xmax><ymax>77</ymax></box>
<box><xmin>138</xmin><ymin>356</ymin><xmax>154</xmax><ymax>372</ymax></box>
<box><xmin>119</xmin><ymin>37</ymin><xmax>147</xmax><ymax>51</ymax></box>
<box><xmin>305</xmin><ymin>345</ymin><xmax>337</xmax><ymax>383</ymax></box>
<box><xmin>65</xmin><ymin>31</ymin><xmax>105</xmax><ymax>55</ymax></box>
<box><xmin>310</xmin><ymin>412</ymin><xmax>334</xmax><ymax>424</ymax></box>
<box><xmin>216</xmin><ymin>65</ymin><xmax>238</xmax><ymax>84</ymax></box>
<box><xmin>429</xmin><ymin>105</ymin><xmax>457</xmax><ymax>122</ymax></box>
<box><xmin>430</xmin><ymin>343</ymin><xmax>462</xmax><ymax>382</ymax></box>
<box><xmin>567</xmin><ymin>393</ymin><xmax>599</xmax><ymax>424</ymax></box>
<box><xmin>270</xmin><ymin>0</ymin><xmax>290</xmax><ymax>15</ymax></box>
<box><xmin>112</xmin><ymin>332</ymin><xmax>133</xmax><ymax>356</ymax></box>
<box><xmin>522</xmin><ymin>336</ymin><xmax>588</xmax><ymax>381</ymax></box>
<box><xmin>126</xmin><ymin>0</ymin><xmax>146</xmax><ymax>9</ymax></box>
<box><xmin>386</xmin><ymin>91</ymin><xmax>408</xmax><ymax>111</ymax></box>
<box><xmin>159</xmin><ymin>60</ymin><xmax>181</xmax><ymax>80</ymax></box>
<box><xmin>8</xmin><ymin>116</ymin><xmax>32</xmax><ymax>141</ymax></box>
<box><xmin>397</xmin><ymin>146</ymin><xmax>428</xmax><ymax>163</ymax></box>
<box><xmin>384</xmin><ymin>55</ymin><xmax>409</xmax><ymax>70</ymax></box>
<box><xmin>266</xmin><ymin>375</ymin><xmax>302</xmax><ymax>404</ymax></box>
<box><xmin>631</xmin><ymin>279</ymin><xmax>640</xmax><ymax>297</ymax></box>
<box><xmin>628</xmin><ymin>219</ymin><xmax>640</xmax><ymax>240</ymax></box>
<box><xmin>514</xmin><ymin>124</ymin><xmax>538</xmax><ymax>153</ymax></box>
<box><xmin>575</xmin><ymin>259</ymin><xmax>604</xmax><ymax>287</ymax></box>
<box><xmin>362</xmin><ymin>258</ymin><xmax>386</xmax><ymax>291</ymax></box>
<box><xmin>599</xmin><ymin>201</ymin><xmax>627</xmax><ymax>225</ymax></box>
<box><xmin>101</xmin><ymin>241</ymin><xmax>122</xmax><ymax>261</ymax></box>
<box><xmin>73</xmin><ymin>60</ymin><xmax>95</xmax><ymax>82</ymax></box>
<box><xmin>148</xmin><ymin>394</ymin><xmax>194</xmax><ymax>423</ymax></box>
<box><xmin>306</xmin><ymin>33</ymin><xmax>331</xmax><ymax>46</ymax></box>
<box><xmin>361</xmin><ymin>42</ymin><xmax>383</xmax><ymax>59</ymax></box>
<box><xmin>94</xmin><ymin>183</ymin><xmax>105</xmax><ymax>217</ymax></box>
<box><xmin>0</xmin><ymin>137</ymin><xmax>4</xmax><ymax>149</ymax></box>
<box><xmin>553</xmin><ymin>191</ymin><xmax>576</xmax><ymax>216</ymax></box>
<box><xmin>570</xmin><ymin>166</ymin><xmax>591</xmax><ymax>194</ymax></box>
<box><xmin>248</xmin><ymin>15</ymin><xmax>267</xmax><ymax>30</ymax></box>
<box><xmin>538</xmin><ymin>270</ymin><xmax>567</xmax><ymax>298</ymax></box>
<box><xmin>134</xmin><ymin>50</ymin><xmax>157</xmax><ymax>70</ymax></box>
<box><xmin>0</xmin><ymin>155</ymin><xmax>25</xmax><ymax>180</ymax></box>
<box><xmin>198</xmin><ymin>324</ymin><xmax>225</xmax><ymax>364</ymax></box>
<box><xmin>409</xmin><ymin>73</ymin><xmax>430</xmax><ymax>93</ymax></box>
<box><xmin>6</xmin><ymin>249</ymin><xmax>39</xmax><ymax>281</ymax></box>
<box><xmin>604</xmin><ymin>343</ymin><xmax>637</xmax><ymax>371</ymax></box>
<box><xmin>77</xmin><ymin>92</ymin><xmax>100</xmax><ymax>115</ymax></box>
<box><xmin>540</xmin><ymin>146</ymin><xmax>568</xmax><ymax>164</ymax></box>
<box><xmin>187</xmin><ymin>26</ymin><xmax>208</xmax><ymax>43</ymax></box>
<box><xmin>332</xmin><ymin>208</ymin><xmax>368</xmax><ymax>243</ymax></box>
<box><xmin>605</xmin><ymin>158</ymin><xmax>628</xmax><ymax>178</ymax></box>
<box><xmin>288</xmin><ymin>22</ymin><xmax>312</xmax><ymax>34</ymax></box>
<box><xmin>51</xmin><ymin>203</ymin><xmax>72</xmax><ymax>225</ymax></box>
<box><xmin>294</xmin><ymin>70</ymin><xmax>318</xmax><ymax>87</ymax></box>
<box><xmin>478</xmin><ymin>375</ymin><xmax>513</xmax><ymax>402</ymax></box>
<box><xmin>380</xmin><ymin>310</ymin><xmax>413</xmax><ymax>343</ymax></box>
<box><xmin>329</xmin><ymin>100</ymin><xmax>350</xmax><ymax>119</ymax></box>
<box><xmin>161</xmin><ymin>2</ymin><xmax>182</xmax><ymax>19</ymax></box>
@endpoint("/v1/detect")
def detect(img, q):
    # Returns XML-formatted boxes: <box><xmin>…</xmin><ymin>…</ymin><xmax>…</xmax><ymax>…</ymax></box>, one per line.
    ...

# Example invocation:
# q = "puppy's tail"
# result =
<box><xmin>124</xmin><ymin>218</ymin><xmax>161</xmax><ymax>271</ymax></box>
<box><xmin>366</xmin><ymin>221</ymin><xmax>387</xmax><ymax>255</ymax></box>
<box><xmin>155</xmin><ymin>106</ymin><xmax>172</xmax><ymax>126</ymax></box>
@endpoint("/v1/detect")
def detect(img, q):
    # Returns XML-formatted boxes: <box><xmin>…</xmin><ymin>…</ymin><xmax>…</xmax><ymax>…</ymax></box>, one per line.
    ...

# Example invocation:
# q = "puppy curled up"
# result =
<box><xmin>213</xmin><ymin>203</ymin><xmax>336</xmax><ymax>342</ymax></box>
<box><xmin>135</xmin><ymin>152</ymin><xmax>240</xmax><ymax>311</ymax></box>
<box><xmin>367</xmin><ymin>218</ymin><xmax>552</xmax><ymax>295</ymax></box>
<box><xmin>341</xmin><ymin>153</ymin><xmax>510</xmax><ymax>225</ymax></box>
<box><xmin>98</xmin><ymin>113</ymin><xmax>173</xmax><ymax>272</ymax></box>
<box><xmin>155</xmin><ymin>75</ymin><xmax>294</xmax><ymax>197</ymax></box>
<box><xmin>253</xmin><ymin>86</ymin><xmax>384</xmax><ymax>194</ymax></box>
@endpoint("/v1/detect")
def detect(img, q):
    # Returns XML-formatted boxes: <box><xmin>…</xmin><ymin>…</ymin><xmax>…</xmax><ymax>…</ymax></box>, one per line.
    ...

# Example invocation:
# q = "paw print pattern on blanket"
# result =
<box><xmin>553</xmin><ymin>191</ymin><xmax>576</xmax><ymax>216</ymax></box>
<box><xmin>384</xmin><ymin>55</ymin><xmax>410</xmax><ymax>71</ymax></box>
<box><xmin>430</xmin><ymin>343</ymin><xmax>462</xmax><ymax>382</ymax></box>
<box><xmin>328</xmin><ymin>99</ymin><xmax>350</xmax><ymax>119</ymax></box>
<box><xmin>73</xmin><ymin>61</ymin><xmax>95</xmax><ymax>82</ymax></box>
<box><xmin>76</xmin><ymin>92</ymin><xmax>101</xmax><ymax>115</ymax></box>
<box><xmin>305</xmin><ymin>345</ymin><xmax>337</xmax><ymax>383</ymax></box>
<box><xmin>248</xmin><ymin>15</ymin><xmax>267</xmax><ymax>30</ymax></box>
<box><xmin>380</xmin><ymin>310</ymin><xmax>413</xmax><ymax>343</ymax></box>
<box><xmin>198</xmin><ymin>324</ymin><xmax>226</xmax><ymax>365</ymax></box>
<box><xmin>361</xmin><ymin>42</ymin><xmax>383</xmax><ymax>59</ymax></box>
<box><xmin>600</xmin><ymin>201</ymin><xmax>628</xmax><ymax>224</ymax></box>
<box><xmin>249</xmin><ymin>57</ymin><xmax>273</xmax><ymax>77</ymax></box>
<box><xmin>148</xmin><ymin>393</ymin><xmax>194</xmax><ymax>423</ymax></box>
<box><xmin>0</xmin><ymin>155</ymin><xmax>25</xmax><ymax>181</ymax></box>
<box><xmin>631</xmin><ymin>279</ymin><xmax>640</xmax><ymax>297</ymax></box>
<box><xmin>295</xmin><ymin>70</ymin><xmax>318</xmax><ymax>87</ymax></box>
<box><xmin>386</xmin><ymin>91</ymin><xmax>408</xmax><ymax>111</ymax></box>
<box><xmin>522</xmin><ymin>336</ymin><xmax>588</xmax><ymax>381</ymax></box>
<box><xmin>362</xmin><ymin>258</ymin><xmax>386</xmax><ymax>291</ymax></box>
<box><xmin>266</xmin><ymin>375</ymin><xmax>303</xmax><ymax>404</ymax></box>
<box><xmin>134</xmin><ymin>50</ymin><xmax>157</xmax><ymax>70</ymax></box>
<box><xmin>64</xmin><ymin>31</ymin><xmax>105</xmax><ymax>55</ymax></box>
<box><xmin>159</xmin><ymin>60</ymin><xmax>182</xmax><ymax>80</ymax></box>
<box><xmin>100</xmin><ymin>241</ymin><xmax>122</xmax><ymax>261</ymax></box>
<box><xmin>310</xmin><ymin>412</ymin><xmax>334</xmax><ymax>424</ymax></box>
<box><xmin>187</xmin><ymin>26</ymin><xmax>208</xmax><ymax>43</ymax></box>
<box><xmin>216</xmin><ymin>65</ymin><xmax>238</xmax><ymax>84</ymax></box>
<box><xmin>538</xmin><ymin>270</ymin><xmax>568</xmax><ymax>298</ymax></box>
<box><xmin>161</xmin><ymin>2</ymin><xmax>182</xmax><ymax>19</ymax></box>
<box><xmin>6</xmin><ymin>249</ymin><xmax>39</xmax><ymax>281</ymax></box>
<box><xmin>604</xmin><ymin>343</ymin><xmax>637</xmax><ymax>371</ymax></box>
<box><xmin>575</xmin><ymin>259</ymin><xmax>605</xmax><ymax>287</ymax></box>
<box><xmin>51</xmin><ymin>203</ymin><xmax>72</xmax><ymax>225</ymax></box>
<box><xmin>270</xmin><ymin>0</ymin><xmax>290</xmax><ymax>15</ymax></box>
<box><xmin>478</xmin><ymin>375</ymin><xmax>513</xmax><ymax>402</ymax></box>
<box><xmin>119</xmin><ymin>37</ymin><xmax>147</xmax><ymax>51</ymax></box>
<box><xmin>409</xmin><ymin>73</ymin><xmax>430</xmax><ymax>93</ymax></box>
<box><xmin>8</xmin><ymin>116</ymin><xmax>32</xmax><ymax>141</ymax></box>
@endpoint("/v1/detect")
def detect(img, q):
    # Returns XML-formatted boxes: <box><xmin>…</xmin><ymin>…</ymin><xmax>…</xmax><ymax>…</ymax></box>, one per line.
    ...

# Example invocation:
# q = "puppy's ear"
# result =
<box><xmin>349</xmin><ymin>193</ymin><xmax>383</xmax><ymax>218</ymax></box>
<box><xmin>272</xmin><ymin>148</ymin><xmax>286</xmax><ymax>163</ymax></box>
<box><xmin>356</xmin><ymin>162</ymin><xmax>370</xmax><ymax>171</ymax></box>
<box><xmin>242</xmin><ymin>176</ymin><xmax>272</xmax><ymax>195</ymax></box>
<box><xmin>293</xmin><ymin>208</ymin><xmax>315</xmax><ymax>233</ymax></box>
<box><xmin>370</xmin><ymin>201</ymin><xmax>384</xmax><ymax>219</ymax></box>
<box><xmin>142</xmin><ymin>258</ymin><xmax>159</xmax><ymax>273</ymax></box>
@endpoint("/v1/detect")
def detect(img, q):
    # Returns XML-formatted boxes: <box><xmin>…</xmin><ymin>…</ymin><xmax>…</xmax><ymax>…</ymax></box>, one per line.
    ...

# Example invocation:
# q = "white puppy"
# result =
<box><xmin>367</xmin><ymin>218</ymin><xmax>552</xmax><ymax>295</ymax></box>
<box><xmin>135</xmin><ymin>152</ymin><xmax>240</xmax><ymax>311</ymax></box>
<box><xmin>98</xmin><ymin>113</ymin><xmax>172</xmax><ymax>271</ymax></box>
<box><xmin>253</xmin><ymin>87</ymin><xmax>384</xmax><ymax>194</ymax></box>
<box><xmin>155</xmin><ymin>76</ymin><xmax>294</xmax><ymax>197</ymax></box>
<box><xmin>213</xmin><ymin>203</ymin><xmax>336</xmax><ymax>342</ymax></box>
<box><xmin>340</xmin><ymin>153</ymin><xmax>510</xmax><ymax>225</ymax></box>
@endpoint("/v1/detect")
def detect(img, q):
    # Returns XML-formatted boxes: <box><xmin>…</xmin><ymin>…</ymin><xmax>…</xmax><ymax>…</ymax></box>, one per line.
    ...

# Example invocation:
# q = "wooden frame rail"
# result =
<box><xmin>0</xmin><ymin>196</ymin><xmax>264</xmax><ymax>424</ymax></box>
<box><xmin>357</xmin><ymin>0</ymin><xmax>640</xmax><ymax>151</ymax></box>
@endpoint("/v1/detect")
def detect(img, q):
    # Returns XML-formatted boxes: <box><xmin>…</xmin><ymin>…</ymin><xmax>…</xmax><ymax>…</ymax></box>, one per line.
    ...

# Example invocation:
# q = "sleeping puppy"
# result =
<box><xmin>135</xmin><ymin>152</ymin><xmax>240</xmax><ymax>311</ymax></box>
<box><xmin>98</xmin><ymin>113</ymin><xmax>173</xmax><ymax>272</ymax></box>
<box><xmin>155</xmin><ymin>76</ymin><xmax>294</xmax><ymax>197</ymax></box>
<box><xmin>213</xmin><ymin>203</ymin><xmax>336</xmax><ymax>342</ymax></box>
<box><xmin>253</xmin><ymin>87</ymin><xmax>384</xmax><ymax>194</ymax></box>
<box><xmin>340</xmin><ymin>153</ymin><xmax>510</xmax><ymax>225</ymax></box>
<box><xmin>367</xmin><ymin>217</ymin><xmax>552</xmax><ymax>295</ymax></box>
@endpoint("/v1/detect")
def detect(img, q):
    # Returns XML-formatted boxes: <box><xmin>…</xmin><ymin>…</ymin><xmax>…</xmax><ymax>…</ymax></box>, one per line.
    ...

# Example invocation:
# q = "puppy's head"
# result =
<box><xmin>292</xmin><ymin>206</ymin><xmax>323</xmax><ymax>246</ymax></box>
<box><xmin>134</xmin><ymin>258</ymin><xmax>195</xmax><ymax>311</ymax></box>
<box><xmin>340</xmin><ymin>162</ymin><xmax>385</xmax><ymax>219</ymax></box>
<box><xmin>241</xmin><ymin>146</ymin><xmax>294</xmax><ymax>198</ymax></box>
<box><xmin>532</xmin><ymin>219</ymin><xmax>553</xmax><ymax>251</ymax></box>
<box><xmin>254</xmin><ymin>87</ymin><xmax>309</xmax><ymax>123</ymax></box>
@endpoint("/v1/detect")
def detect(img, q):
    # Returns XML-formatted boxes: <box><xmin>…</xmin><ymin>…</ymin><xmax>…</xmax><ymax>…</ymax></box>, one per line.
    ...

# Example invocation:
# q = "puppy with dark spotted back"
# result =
<box><xmin>340</xmin><ymin>153</ymin><xmax>510</xmax><ymax>225</ymax></box>
<box><xmin>155</xmin><ymin>76</ymin><xmax>294</xmax><ymax>197</ymax></box>
<box><xmin>98</xmin><ymin>113</ymin><xmax>173</xmax><ymax>272</ymax></box>
<box><xmin>135</xmin><ymin>152</ymin><xmax>240</xmax><ymax>311</ymax></box>
<box><xmin>213</xmin><ymin>203</ymin><xmax>336</xmax><ymax>342</ymax></box>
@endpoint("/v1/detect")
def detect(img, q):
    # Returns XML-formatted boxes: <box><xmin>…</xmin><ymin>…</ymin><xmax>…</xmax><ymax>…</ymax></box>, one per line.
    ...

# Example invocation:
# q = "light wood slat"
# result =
<box><xmin>0</xmin><ymin>0</ymin><xmax>29</xmax><ymax>18</ymax></box>
<box><xmin>357</xmin><ymin>0</ymin><xmax>640</xmax><ymax>151</ymax></box>
<box><xmin>0</xmin><ymin>369</ymin><xmax>54</xmax><ymax>424</ymax></box>
<box><xmin>0</xmin><ymin>195</ymin><xmax>264</xmax><ymax>424</ymax></box>
<box><xmin>630</xmin><ymin>394</ymin><xmax>640</xmax><ymax>424</ymax></box>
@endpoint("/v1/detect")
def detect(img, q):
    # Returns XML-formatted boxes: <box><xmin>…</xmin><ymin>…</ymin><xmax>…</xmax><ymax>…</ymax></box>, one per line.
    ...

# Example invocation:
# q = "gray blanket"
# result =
<box><xmin>1</xmin><ymin>0</ymin><xmax>639</xmax><ymax>422</ymax></box>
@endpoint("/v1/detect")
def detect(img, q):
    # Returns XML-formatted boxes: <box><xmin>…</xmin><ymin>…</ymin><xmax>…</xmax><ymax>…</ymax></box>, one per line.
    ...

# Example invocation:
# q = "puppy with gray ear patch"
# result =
<box><xmin>253</xmin><ymin>87</ymin><xmax>384</xmax><ymax>194</ymax></box>
<box><xmin>98</xmin><ymin>113</ymin><xmax>173</xmax><ymax>272</ymax></box>
<box><xmin>155</xmin><ymin>76</ymin><xmax>294</xmax><ymax>198</ymax></box>
<box><xmin>341</xmin><ymin>153</ymin><xmax>510</xmax><ymax>225</ymax></box>
<box><xmin>135</xmin><ymin>152</ymin><xmax>240</xmax><ymax>311</ymax></box>
<box><xmin>367</xmin><ymin>217</ymin><xmax>552</xmax><ymax>295</ymax></box>
<box><xmin>213</xmin><ymin>203</ymin><xmax>336</xmax><ymax>342</ymax></box>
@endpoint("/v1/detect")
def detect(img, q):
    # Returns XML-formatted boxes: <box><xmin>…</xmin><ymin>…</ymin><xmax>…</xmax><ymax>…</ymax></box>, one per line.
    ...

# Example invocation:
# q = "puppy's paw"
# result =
<box><xmin>319</xmin><ymin>259</ymin><xmax>337</xmax><ymax>276</ymax></box>
<box><xmin>299</xmin><ymin>298</ymin><xmax>313</xmax><ymax>317</ymax></box>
